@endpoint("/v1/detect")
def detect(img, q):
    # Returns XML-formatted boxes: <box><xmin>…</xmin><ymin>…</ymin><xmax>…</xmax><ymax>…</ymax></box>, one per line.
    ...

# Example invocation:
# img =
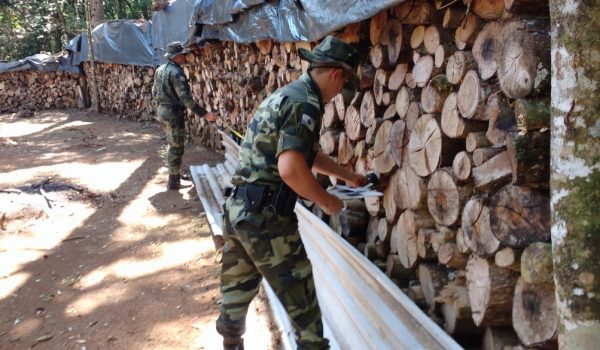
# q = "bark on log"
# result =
<box><xmin>329</xmin><ymin>199</ymin><xmax>369</xmax><ymax>238</ymax></box>
<box><xmin>462</xmin><ymin>197</ymin><xmax>501</xmax><ymax>257</ymax></box>
<box><xmin>422</xmin><ymin>75</ymin><xmax>452</xmax><ymax>113</ymax></box>
<box><xmin>514</xmin><ymin>97</ymin><xmax>550</xmax><ymax>132</ymax></box>
<box><xmin>358</xmin><ymin>64</ymin><xmax>376</xmax><ymax>90</ymax></box>
<box><xmin>512</xmin><ymin>277</ymin><xmax>558</xmax><ymax>347</ymax></box>
<box><xmin>443</xmin><ymin>6</ymin><xmax>466</xmax><ymax>29</ymax></box>
<box><xmin>489</xmin><ymin>185</ymin><xmax>550</xmax><ymax>248</ymax></box>
<box><xmin>455</xmin><ymin>13</ymin><xmax>481</xmax><ymax>50</ymax></box>
<box><xmin>485</xmin><ymin>91</ymin><xmax>517</xmax><ymax>147</ymax></box>
<box><xmin>393</xmin><ymin>0</ymin><xmax>437</xmax><ymax>25</ymax></box>
<box><xmin>439</xmin><ymin>284</ymin><xmax>480</xmax><ymax>335</ymax></box>
<box><xmin>439</xmin><ymin>242</ymin><xmax>469</xmax><ymax>269</ymax></box>
<box><xmin>504</xmin><ymin>0</ymin><xmax>550</xmax><ymax>15</ymax></box>
<box><xmin>506</xmin><ymin>131</ymin><xmax>550</xmax><ymax>188</ymax></box>
<box><xmin>472</xmin><ymin>150</ymin><xmax>512</xmax><ymax>192</ymax></box>
<box><xmin>466</xmin><ymin>131</ymin><xmax>492</xmax><ymax>152</ymax></box>
<box><xmin>471</xmin><ymin>0</ymin><xmax>506</xmax><ymax>20</ymax></box>
<box><xmin>474</xmin><ymin>148</ymin><xmax>504</xmax><ymax>170</ymax></box>
<box><xmin>466</xmin><ymin>255</ymin><xmax>520</xmax><ymax>326</ymax></box>
<box><xmin>417</xmin><ymin>228</ymin><xmax>438</xmax><ymax>260</ymax></box>
<box><xmin>521</xmin><ymin>242</ymin><xmax>553</xmax><ymax>285</ymax></box>
<box><xmin>386</xmin><ymin>254</ymin><xmax>417</xmax><ymax>283</ymax></box>
<box><xmin>370</xmin><ymin>10</ymin><xmax>389</xmax><ymax>46</ymax></box>
<box><xmin>419</xmin><ymin>262</ymin><xmax>450</xmax><ymax>308</ymax></box>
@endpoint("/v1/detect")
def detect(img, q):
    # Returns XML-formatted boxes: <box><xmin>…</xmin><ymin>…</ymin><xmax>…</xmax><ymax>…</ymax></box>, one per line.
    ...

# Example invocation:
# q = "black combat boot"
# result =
<box><xmin>167</xmin><ymin>174</ymin><xmax>192</xmax><ymax>190</ymax></box>
<box><xmin>223</xmin><ymin>337</ymin><xmax>244</xmax><ymax>350</ymax></box>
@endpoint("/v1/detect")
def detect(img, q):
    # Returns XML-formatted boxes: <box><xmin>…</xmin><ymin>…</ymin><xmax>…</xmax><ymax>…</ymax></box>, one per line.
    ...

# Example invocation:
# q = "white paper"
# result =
<box><xmin>327</xmin><ymin>184</ymin><xmax>383</xmax><ymax>200</ymax></box>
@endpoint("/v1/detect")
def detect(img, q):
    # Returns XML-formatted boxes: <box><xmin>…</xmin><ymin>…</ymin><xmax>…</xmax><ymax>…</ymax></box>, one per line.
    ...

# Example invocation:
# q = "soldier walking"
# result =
<box><xmin>217</xmin><ymin>36</ymin><xmax>367</xmax><ymax>350</ymax></box>
<box><xmin>152</xmin><ymin>41</ymin><xmax>216</xmax><ymax>190</ymax></box>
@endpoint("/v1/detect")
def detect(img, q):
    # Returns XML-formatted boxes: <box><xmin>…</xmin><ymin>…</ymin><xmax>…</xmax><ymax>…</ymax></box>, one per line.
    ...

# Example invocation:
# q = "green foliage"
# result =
<box><xmin>0</xmin><ymin>0</ymin><xmax>152</xmax><ymax>61</ymax></box>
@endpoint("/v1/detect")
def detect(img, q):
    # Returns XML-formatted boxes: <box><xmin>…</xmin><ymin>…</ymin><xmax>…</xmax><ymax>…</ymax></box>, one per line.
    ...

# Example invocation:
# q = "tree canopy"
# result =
<box><xmin>0</xmin><ymin>0</ymin><xmax>152</xmax><ymax>61</ymax></box>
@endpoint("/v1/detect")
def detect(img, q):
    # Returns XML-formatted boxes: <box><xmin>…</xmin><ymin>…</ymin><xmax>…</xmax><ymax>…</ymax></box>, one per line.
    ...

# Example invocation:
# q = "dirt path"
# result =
<box><xmin>0</xmin><ymin>110</ymin><xmax>279</xmax><ymax>350</ymax></box>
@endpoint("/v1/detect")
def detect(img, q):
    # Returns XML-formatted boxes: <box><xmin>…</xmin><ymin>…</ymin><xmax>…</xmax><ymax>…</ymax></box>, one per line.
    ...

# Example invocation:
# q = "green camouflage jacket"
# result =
<box><xmin>152</xmin><ymin>61</ymin><xmax>206</xmax><ymax>116</ymax></box>
<box><xmin>232</xmin><ymin>72</ymin><xmax>324</xmax><ymax>190</ymax></box>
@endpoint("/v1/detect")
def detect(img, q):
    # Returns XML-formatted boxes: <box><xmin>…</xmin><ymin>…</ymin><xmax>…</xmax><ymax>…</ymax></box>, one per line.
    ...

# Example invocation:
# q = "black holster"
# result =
<box><xmin>232</xmin><ymin>182</ymin><xmax>297</xmax><ymax>216</ymax></box>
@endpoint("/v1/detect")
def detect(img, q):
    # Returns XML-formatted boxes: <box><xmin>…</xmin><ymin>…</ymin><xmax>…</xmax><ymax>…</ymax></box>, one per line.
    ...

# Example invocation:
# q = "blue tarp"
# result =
<box><xmin>2</xmin><ymin>0</ymin><xmax>406</xmax><ymax>70</ymax></box>
<box><xmin>152</xmin><ymin>0</ymin><xmax>198</xmax><ymax>64</ymax></box>
<box><xmin>0</xmin><ymin>53</ymin><xmax>80</xmax><ymax>74</ymax></box>
<box><xmin>192</xmin><ymin>0</ymin><xmax>406</xmax><ymax>43</ymax></box>
<box><xmin>66</xmin><ymin>20</ymin><xmax>157</xmax><ymax>67</ymax></box>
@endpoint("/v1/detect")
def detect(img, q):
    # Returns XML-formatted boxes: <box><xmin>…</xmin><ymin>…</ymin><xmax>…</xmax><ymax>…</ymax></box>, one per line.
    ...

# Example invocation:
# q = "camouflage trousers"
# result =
<box><xmin>157</xmin><ymin>104</ymin><xmax>185</xmax><ymax>175</ymax></box>
<box><xmin>217</xmin><ymin>197</ymin><xmax>329</xmax><ymax>350</ymax></box>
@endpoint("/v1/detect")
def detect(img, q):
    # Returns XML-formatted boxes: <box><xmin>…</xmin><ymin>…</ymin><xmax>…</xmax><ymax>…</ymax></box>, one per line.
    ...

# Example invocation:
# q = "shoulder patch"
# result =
<box><xmin>300</xmin><ymin>102</ymin><xmax>320</xmax><ymax>132</ymax></box>
<box><xmin>301</xmin><ymin>113</ymin><xmax>316</xmax><ymax>132</ymax></box>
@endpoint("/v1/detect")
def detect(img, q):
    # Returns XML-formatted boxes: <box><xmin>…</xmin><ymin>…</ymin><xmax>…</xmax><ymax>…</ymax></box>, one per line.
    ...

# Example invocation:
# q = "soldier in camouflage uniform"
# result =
<box><xmin>152</xmin><ymin>42</ymin><xmax>216</xmax><ymax>190</ymax></box>
<box><xmin>217</xmin><ymin>36</ymin><xmax>367</xmax><ymax>350</ymax></box>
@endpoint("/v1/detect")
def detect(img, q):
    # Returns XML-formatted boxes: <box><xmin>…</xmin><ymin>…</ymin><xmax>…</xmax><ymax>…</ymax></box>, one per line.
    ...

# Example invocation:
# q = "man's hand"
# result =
<box><xmin>204</xmin><ymin>112</ymin><xmax>217</xmax><ymax>122</ymax></box>
<box><xmin>321</xmin><ymin>194</ymin><xmax>343</xmax><ymax>216</ymax></box>
<box><xmin>346</xmin><ymin>173</ymin><xmax>368</xmax><ymax>188</ymax></box>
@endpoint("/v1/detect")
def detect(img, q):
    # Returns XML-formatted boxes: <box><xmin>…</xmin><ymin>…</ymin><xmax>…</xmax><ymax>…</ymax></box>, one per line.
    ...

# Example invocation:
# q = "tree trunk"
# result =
<box><xmin>550</xmin><ymin>2</ymin><xmax>600</xmax><ymax>347</ymax></box>
<box><xmin>90</xmin><ymin>0</ymin><xmax>104</xmax><ymax>26</ymax></box>
<box><xmin>85</xmin><ymin>0</ymin><xmax>101</xmax><ymax>113</ymax></box>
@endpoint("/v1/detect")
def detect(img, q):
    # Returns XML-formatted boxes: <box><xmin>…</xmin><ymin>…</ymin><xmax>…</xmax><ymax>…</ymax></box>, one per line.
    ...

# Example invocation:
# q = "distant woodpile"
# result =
<box><xmin>185</xmin><ymin>0</ymin><xmax>553</xmax><ymax>348</ymax></box>
<box><xmin>81</xmin><ymin>62</ymin><xmax>156</xmax><ymax>121</ymax></box>
<box><xmin>0</xmin><ymin>71</ymin><xmax>81</xmax><ymax>113</ymax></box>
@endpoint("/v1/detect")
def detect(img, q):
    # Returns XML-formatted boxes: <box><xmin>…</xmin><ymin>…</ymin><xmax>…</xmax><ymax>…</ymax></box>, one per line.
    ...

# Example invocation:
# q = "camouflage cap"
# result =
<box><xmin>298</xmin><ymin>36</ymin><xmax>360</xmax><ymax>90</ymax></box>
<box><xmin>165</xmin><ymin>41</ymin><xmax>190</xmax><ymax>59</ymax></box>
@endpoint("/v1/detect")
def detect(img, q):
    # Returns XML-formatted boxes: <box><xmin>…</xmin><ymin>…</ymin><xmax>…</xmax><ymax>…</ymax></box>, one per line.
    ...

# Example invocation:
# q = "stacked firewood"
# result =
<box><xmin>82</xmin><ymin>62</ymin><xmax>156</xmax><ymax>121</ymax></box>
<box><xmin>0</xmin><ymin>70</ymin><xmax>80</xmax><ymax>113</ymax></box>
<box><xmin>184</xmin><ymin>40</ymin><xmax>305</xmax><ymax>149</ymax></box>
<box><xmin>321</xmin><ymin>1</ymin><xmax>552</xmax><ymax>348</ymax></box>
<box><xmin>186</xmin><ymin>0</ymin><xmax>553</xmax><ymax>348</ymax></box>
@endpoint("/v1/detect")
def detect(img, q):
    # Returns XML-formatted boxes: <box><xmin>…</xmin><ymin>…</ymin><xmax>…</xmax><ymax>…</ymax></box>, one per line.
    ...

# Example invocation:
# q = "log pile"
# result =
<box><xmin>0</xmin><ymin>70</ymin><xmax>80</xmax><ymax>113</ymax></box>
<box><xmin>82</xmin><ymin>62</ymin><xmax>156</xmax><ymax>121</ymax></box>
<box><xmin>183</xmin><ymin>0</ymin><xmax>553</xmax><ymax>348</ymax></box>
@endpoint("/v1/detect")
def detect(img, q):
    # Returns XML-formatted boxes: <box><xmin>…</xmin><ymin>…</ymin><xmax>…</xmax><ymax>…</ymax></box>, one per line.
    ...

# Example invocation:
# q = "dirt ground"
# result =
<box><xmin>0</xmin><ymin>110</ymin><xmax>280</xmax><ymax>350</ymax></box>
